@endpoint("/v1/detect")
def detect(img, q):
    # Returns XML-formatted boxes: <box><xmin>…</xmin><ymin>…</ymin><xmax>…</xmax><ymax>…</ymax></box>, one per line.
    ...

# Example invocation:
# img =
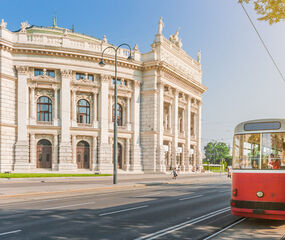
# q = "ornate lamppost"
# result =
<box><xmin>99</xmin><ymin>44</ymin><xmax>132</xmax><ymax>184</ymax></box>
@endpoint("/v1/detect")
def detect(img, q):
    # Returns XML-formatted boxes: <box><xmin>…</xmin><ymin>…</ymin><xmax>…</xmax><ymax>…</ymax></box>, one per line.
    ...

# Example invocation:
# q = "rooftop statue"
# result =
<box><xmin>0</xmin><ymin>19</ymin><xmax>7</xmax><ymax>29</ymax></box>
<box><xmin>20</xmin><ymin>21</ymin><xmax>30</xmax><ymax>33</ymax></box>
<box><xmin>169</xmin><ymin>27</ymin><xmax>182</xmax><ymax>48</ymax></box>
<box><xmin>197</xmin><ymin>50</ymin><xmax>201</xmax><ymax>63</ymax></box>
<box><xmin>158</xmin><ymin>17</ymin><xmax>164</xmax><ymax>35</ymax></box>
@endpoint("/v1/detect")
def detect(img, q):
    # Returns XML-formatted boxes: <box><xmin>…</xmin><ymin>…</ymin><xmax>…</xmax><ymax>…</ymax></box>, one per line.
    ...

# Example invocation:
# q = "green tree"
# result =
<box><xmin>204</xmin><ymin>141</ymin><xmax>231</xmax><ymax>164</ymax></box>
<box><xmin>239</xmin><ymin>0</ymin><xmax>285</xmax><ymax>24</ymax></box>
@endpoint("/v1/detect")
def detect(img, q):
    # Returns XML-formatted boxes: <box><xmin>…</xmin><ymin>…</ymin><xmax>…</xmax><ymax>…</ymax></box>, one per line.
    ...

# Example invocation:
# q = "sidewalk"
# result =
<box><xmin>211</xmin><ymin>218</ymin><xmax>285</xmax><ymax>240</ymax></box>
<box><xmin>0</xmin><ymin>173</ymin><xmax>225</xmax><ymax>199</ymax></box>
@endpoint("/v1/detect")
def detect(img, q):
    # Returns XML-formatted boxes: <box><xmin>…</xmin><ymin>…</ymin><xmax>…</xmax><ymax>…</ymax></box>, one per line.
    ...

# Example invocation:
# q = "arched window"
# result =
<box><xmin>37</xmin><ymin>96</ymin><xmax>52</xmax><ymax>122</ymax></box>
<box><xmin>112</xmin><ymin>104</ymin><xmax>123</xmax><ymax>126</ymax></box>
<box><xmin>77</xmin><ymin>99</ymin><xmax>90</xmax><ymax>124</ymax></box>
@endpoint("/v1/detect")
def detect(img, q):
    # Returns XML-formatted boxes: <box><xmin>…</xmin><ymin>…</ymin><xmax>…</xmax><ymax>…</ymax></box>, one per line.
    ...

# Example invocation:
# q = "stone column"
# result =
<box><xmin>52</xmin><ymin>134</ymin><xmax>58</xmax><ymax>170</ymax></box>
<box><xmin>168</xmin><ymin>141</ymin><xmax>172</xmax><ymax>171</ymax></box>
<box><xmin>53</xmin><ymin>87</ymin><xmax>58</xmax><ymax>126</ymax></box>
<box><xmin>197</xmin><ymin>102</ymin><xmax>202</xmax><ymax>170</ymax></box>
<box><xmin>126</xmin><ymin>97</ymin><xmax>131</xmax><ymax>128</ymax></box>
<box><xmin>131</xmin><ymin>80</ymin><xmax>142</xmax><ymax>172</ymax></box>
<box><xmin>98</xmin><ymin>75</ymin><xmax>112</xmax><ymax>172</ymax></box>
<box><xmin>156</xmin><ymin>82</ymin><xmax>165</xmax><ymax>172</ymax></box>
<box><xmin>181</xmin><ymin>143</ymin><xmax>185</xmax><ymax>171</ymax></box>
<box><xmin>92</xmin><ymin>136</ymin><xmax>97</xmax><ymax>171</ymax></box>
<box><xmin>58</xmin><ymin>69</ymin><xmax>76</xmax><ymax>171</ymax></box>
<box><xmin>186</xmin><ymin>96</ymin><xmax>192</xmax><ymax>172</ymax></box>
<box><xmin>30</xmin><ymin>133</ymin><xmax>36</xmax><ymax>169</ymax></box>
<box><xmin>72</xmin><ymin>135</ymin><xmax>77</xmax><ymax>166</ymax></box>
<box><xmin>30</xmin><ymin>86</ymin><xmax>36</xmax><ymax>125</ymax></box>
<box><xmin>14</xmin><ymin>66</ymin><xmax>30</xmax><ymax>171</ymax></box>
<box><xmin>93</xmin><ymin>92</ymin><xmax>97</xmax><ymax>127</ymax></box>
<box><xmin>125</xmin><ymin>138</ymin><xmax>130</xmax><ymax>171</ymax></box>
<box><xmin>72</xmin><ymin>89</ymin><xmax>77</xmax><ymax>126</ymax></box>
<box><xmin>171</xmin><ymin>90</ymin><xmax>178</xmax><ymax>169</ymax></box>
<box><xmin>168</xmin><ymin>104</ymin><xmax>172</xmax><ymax>131</ymax></box>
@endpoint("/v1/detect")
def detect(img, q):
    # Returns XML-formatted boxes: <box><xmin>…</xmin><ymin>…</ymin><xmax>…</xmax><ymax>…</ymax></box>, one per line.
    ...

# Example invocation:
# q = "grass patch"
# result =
<box><xmin>0</xmin><ymin>173</ymin><xmax>112</xmax><ymax>178</ymax></box>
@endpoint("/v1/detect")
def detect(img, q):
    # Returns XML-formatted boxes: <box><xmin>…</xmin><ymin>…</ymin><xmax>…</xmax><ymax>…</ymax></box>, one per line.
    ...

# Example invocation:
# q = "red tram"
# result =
<box><xmin>231</xmin><ymin>119</ymin><xmax>285</xmax><ymax>220</ymax></box>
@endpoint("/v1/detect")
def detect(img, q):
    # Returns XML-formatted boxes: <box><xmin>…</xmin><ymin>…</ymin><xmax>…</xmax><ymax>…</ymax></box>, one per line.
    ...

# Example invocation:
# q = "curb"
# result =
<box><xmin>0</xmin><ymin>183</ymin><xmax>147</xmax><ymax>199</ymax></box>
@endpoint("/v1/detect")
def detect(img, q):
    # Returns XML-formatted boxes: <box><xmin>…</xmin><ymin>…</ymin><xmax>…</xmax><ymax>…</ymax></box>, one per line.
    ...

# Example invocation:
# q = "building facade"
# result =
<box><xmin>0</xmin><ymin>19</ymin><xmax>207</xmax><ymax>173</ymax></box>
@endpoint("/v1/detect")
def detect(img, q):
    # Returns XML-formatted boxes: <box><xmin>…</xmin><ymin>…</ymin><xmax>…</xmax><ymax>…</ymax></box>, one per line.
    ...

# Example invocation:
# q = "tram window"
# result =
<box><xmin>233</xmin><ymin>134</ymin><xmax>261</xmax><ymax>169</ymax></box>
<box><xmin>244</xmin><ymin>122</ymin><xmax>281</xmax><ymax>131</ymax></box>
<box><xmin>233</xmin><ymin>132</ymin><xmax>285</xmax><ymax>170</ymax></box>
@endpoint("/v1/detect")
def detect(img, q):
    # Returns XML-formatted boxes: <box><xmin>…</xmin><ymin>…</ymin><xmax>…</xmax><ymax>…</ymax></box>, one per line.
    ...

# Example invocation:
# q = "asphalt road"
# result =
<box><xmin>0</xmin><ymin>177</ymin><xmax>238</xmax><ymax>240</ymax></box>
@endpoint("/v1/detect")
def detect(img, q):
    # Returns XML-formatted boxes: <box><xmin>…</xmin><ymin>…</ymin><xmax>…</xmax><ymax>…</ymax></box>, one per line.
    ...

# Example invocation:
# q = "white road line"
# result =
<box><xmin>41</xmin><ymin>201</ymin><xmax>95</xmax><ymax>210</ymax></box>
<box><xmin>179</xmin><ymin>194</ymin><xmax>203</xmax><ymax>201</ymax></box>
<box><xmin>135</xmin><ymin>207</ymin><xmax>231</xmax><ymax>240</ymax></box>
<box><xmin>139</xmin><ymin>193</ymin><xmax>161</xmax><ymax>197</ymax></box>
<box><xmin>219</xmin><ymin>190</ymin><xmax>230</xmax><ymax>193</ymax></box>
<box><xmin>0</xmin><ymin>229</ymin><xmax>22</xmax><ymax>236</ymax></box>
<box><xmin>99</xmin><ymin>205</ymin><xmax>148</xmax><ymax>216</ymax></box>
<box><xmin>203</xmin><ymin>218</ymin><xmax>246</xmax><ymax>240</ymax></box>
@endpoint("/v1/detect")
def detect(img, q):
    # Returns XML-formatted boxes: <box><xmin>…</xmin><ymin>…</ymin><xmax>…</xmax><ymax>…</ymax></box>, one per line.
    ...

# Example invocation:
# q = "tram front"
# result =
<box><xmin>231</xmin><ymin>119</ymin><xmax>285</xmax><ymax>220</ymax></box>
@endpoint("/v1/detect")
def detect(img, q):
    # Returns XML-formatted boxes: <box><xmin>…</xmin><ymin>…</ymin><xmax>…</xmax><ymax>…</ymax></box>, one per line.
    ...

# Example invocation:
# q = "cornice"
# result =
<box><xmin>0</xmin><ymin>123</ymin><xmax>17</xmax><ymax>128</ymax></box>
<box><xmin>143</xmin><ymin>61</ymin><xmax>207</xmax><ymax>94</ymax></box>
<box><xmin>0</xmin><ymin>73</ymin><xmax>17</xmax><ymax>81</ymax></box>
<box><xmin>1</xmin><ymin>41</ymin><xmax>143</xmax><ymax>71</ymax></box>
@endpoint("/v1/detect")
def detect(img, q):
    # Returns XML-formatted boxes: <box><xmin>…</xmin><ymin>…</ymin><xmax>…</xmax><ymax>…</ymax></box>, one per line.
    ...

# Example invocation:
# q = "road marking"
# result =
<box><xmin>179</xmin><ymin>195</ymin><xmax>203</xmax><ymax>201</ymax></box>
<box><xmin>99</xmin><ymin>205</ymin><xmax>148</xmax><ymax>216</ymax></box>
<box><xmin>219</xmin><ymin>190</ymin><xmax>230</xmax><ymax>193</ymax></box>
<box><xmin>139</xmin><ymin>193</ymin><xmax>161</xmax><ymax>197</ymax></box>
<box><xmin>0</xmin><ymin>229</ymin><xmax>22</xmax><ymax>236</ymax></box>
<box><xmin>203</xmin><ymin>218</ymin><xmax>246</xmax><ymax>240</ymax></box>
<box><xmin>41</xmin><ymin>201</ymin><xmax>95</xmax><ymax>210</ymax></box>
<box><xmin>135</xmin><ymin>207</ymin><xmax>231</xmax><ymax>240</ymax></box>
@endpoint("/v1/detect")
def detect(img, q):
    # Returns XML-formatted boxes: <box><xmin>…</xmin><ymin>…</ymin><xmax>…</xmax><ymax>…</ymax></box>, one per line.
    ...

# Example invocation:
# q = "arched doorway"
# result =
<box><xmin>76</xmin><ymin>140</ymin><xmax>90</xmax><ymax>169</ymax></box>
<box><xmin>117</xmin><ymin>143</ymin><xmax>123</xmax><ymax>169</ymax></box>
<box><xmin>37</xmin><ymin>139</ymin><xmax>52</xmax><ymax>168</ymax></box>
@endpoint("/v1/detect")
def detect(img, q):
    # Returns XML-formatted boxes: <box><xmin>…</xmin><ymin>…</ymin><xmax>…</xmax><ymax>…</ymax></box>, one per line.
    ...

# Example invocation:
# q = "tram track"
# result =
<box><xmin>201</xmin><ymin>217</ymin><xmax>245</xmax><ymax>240</ymax></box>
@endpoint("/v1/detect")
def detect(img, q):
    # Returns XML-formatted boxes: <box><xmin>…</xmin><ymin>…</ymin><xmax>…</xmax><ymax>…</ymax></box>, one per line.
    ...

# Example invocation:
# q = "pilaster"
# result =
<box><xmin>52</xmin><ymin>134</ymin><xmax>58</xmax><ymax>170</ymax></box>
<box><xmin>131</xmin><ymin>80</ymin><xmax>142</xmax><ymax>172</ymax></box>
<box><xmin>156</xmin><ymin>82</ymin><xmax>166</xmax><ymax>172</ymax></box>
<box><xmin>186</xmin><ymin>96</ymin><xmax>192</xmax><ymax>171</ymax></box>
<box><xmin>14</xmin><ymin>66</ymin><xmax>30</xmax><ymax>171</ymax></box>
<box><xmin>98</xmin><ymin>74</ymin><xmax>112</xmax><ymax>172</ymax></box>
<box><xmin>58</xmin><ymin>69</ymin><xmax>76</xmax><ymax>171</ymax></box>
<box><xmin>171</xmin><ymin>90</ymin><xmax>178</xmax><ymax>169</ymax></box>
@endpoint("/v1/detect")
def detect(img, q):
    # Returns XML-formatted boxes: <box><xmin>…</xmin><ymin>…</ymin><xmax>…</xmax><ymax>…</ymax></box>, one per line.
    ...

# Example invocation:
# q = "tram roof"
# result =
<box><xmin>234</xmin><ymin>118</ymin><xmax>285</xmax><ymax>134</ymax></box>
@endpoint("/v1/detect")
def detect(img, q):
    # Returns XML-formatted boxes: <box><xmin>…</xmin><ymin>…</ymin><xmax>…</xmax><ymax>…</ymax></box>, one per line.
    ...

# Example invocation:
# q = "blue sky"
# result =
<box><xmin>1</xmin><ymin>0</ymin><xmax>285</xmax><ymax>150</ymax></box>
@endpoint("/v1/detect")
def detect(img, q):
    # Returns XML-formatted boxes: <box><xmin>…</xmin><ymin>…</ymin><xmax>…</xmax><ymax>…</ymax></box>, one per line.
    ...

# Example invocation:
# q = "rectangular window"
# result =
<box><xmin>112</xmin><ymin>79</ymin><xmax>121</xmax><ymax>85</ymax></box>
<box><xmin>76</xmin><ymin>73</ymin><xmax>85</xmax><ymax>80</ymax></box>
<box><xmin>233</xmin><ymin>133</ymin><xmax>285</xmax><ymax>170</ymax></box>
<box><xmin>47</xmin><ymin>70</ymin><xmax>55</xmax><ymax>78</ymax></box>
<box><xmin>34</xmin><ymin>69</ymin><xmax>43</xmax><ymax>76</ymax></box>
<box><xmin>88</xmin><ymin>74</ymin><xmax>94</xmax><ymax>81</ymax></box>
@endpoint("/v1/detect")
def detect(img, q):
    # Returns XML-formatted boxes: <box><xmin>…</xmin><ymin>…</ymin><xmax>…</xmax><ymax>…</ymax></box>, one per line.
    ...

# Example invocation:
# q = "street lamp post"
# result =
<box><xmin>99</xmin><ymin>44</ymin><xmax>132</xmax><ymax>184</ymax></box>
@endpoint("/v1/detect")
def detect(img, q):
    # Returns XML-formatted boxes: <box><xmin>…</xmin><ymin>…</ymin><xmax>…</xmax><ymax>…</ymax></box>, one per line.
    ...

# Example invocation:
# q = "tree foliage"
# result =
<box><xmin>204</xmin><ymin>141</ymin><xmax>231</xmax><ymax>164</ymax></box>
<box><xmin>239</xmin><ymin>0</ymin><xmax>285</xmax><ymax>24</ymax></box>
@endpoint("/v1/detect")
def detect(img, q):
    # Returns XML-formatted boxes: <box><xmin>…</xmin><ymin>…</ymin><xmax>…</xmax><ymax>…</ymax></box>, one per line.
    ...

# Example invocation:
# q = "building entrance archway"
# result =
<box><xmin>37</xmin><ymin>139</ymin><xmax>52</xmax><ymax>168</ymax></box>
<box><xmin>76</xmin><ymin>140</ymin><xmax>90</xmax><ymax>169</ymax></box>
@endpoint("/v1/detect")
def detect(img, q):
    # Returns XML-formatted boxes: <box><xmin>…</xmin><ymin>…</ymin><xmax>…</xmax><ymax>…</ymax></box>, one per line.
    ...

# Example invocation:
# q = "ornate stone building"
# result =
<box><xmin>0</xmin><ymin>18</ymin><xmax>206</xmax><ymax>173</ymax></box>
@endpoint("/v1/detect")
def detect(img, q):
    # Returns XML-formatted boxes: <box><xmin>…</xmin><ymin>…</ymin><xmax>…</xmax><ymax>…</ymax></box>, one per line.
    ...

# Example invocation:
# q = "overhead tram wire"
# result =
<box><xmin>240</xmin><ymin>3</ymin><xmax>285</xmax><ymax>83</ymax></box>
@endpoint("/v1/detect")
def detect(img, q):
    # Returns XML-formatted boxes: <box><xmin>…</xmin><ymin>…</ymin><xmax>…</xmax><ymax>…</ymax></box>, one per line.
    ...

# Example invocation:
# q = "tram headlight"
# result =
<box><xmin>232</xmin><ymin>188</ymin><xmax>238</xmax><ymax>197</ymax></box>
<box><xmin>256</xmin><ymin>191</ymin><xmax>264</xmax><ymax>198</ymax></box>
